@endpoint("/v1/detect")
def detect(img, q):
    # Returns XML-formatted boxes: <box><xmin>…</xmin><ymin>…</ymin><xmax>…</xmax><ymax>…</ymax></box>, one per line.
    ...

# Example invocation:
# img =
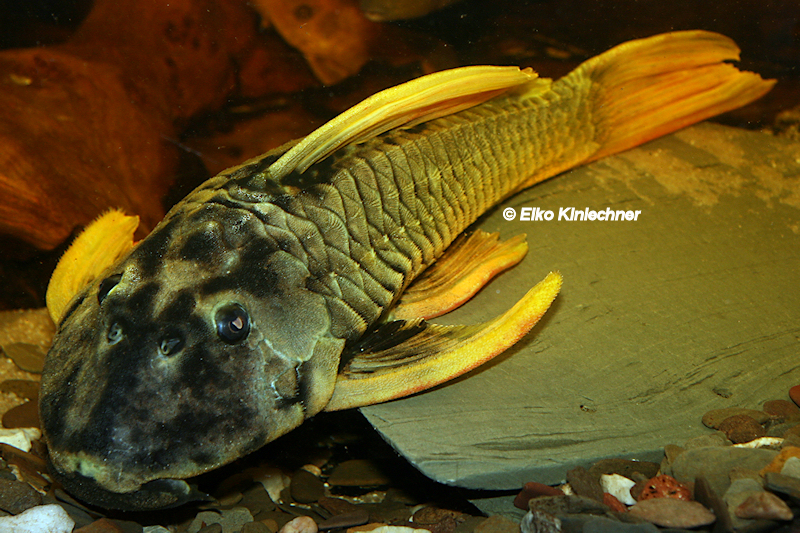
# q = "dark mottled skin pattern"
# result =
<box><xmin>39</xmin><ymin>81</ymin><xmax>589</xmax><ymax>509</ymax></box>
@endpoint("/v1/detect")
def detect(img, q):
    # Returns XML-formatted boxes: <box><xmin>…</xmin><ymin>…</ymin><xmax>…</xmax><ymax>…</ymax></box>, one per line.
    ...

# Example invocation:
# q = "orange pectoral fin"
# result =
<box><xmin>325</xmin><ymin>271</ymin><xmax>562</xmax><ymax>411</ymax></box>
<box><xmin>46</xmin><ymin>209</ymin><xmax>139</xmax><ymax>324</ymax></box>
<box><xmin>391</xmin><ymin>230</ymin><xmax>528</xmax><ymax>320</ymax></box>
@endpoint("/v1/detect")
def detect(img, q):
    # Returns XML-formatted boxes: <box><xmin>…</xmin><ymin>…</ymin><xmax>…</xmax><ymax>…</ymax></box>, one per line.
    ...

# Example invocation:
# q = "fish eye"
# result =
<box><xmin>158</xmin><ymin>336</ymin><xmax>184</xmax><ymax>356</ymax></box>
<box><xmin>107</xmin><ymin>322</ymin><xmax>123</xmax><ymax>345</ymax></box>
<box><xmin>215</xmin><ymin>304</ymin><xmax>250</xmax><ymax>344</ymax></box>
<box><xmin>98</xmin><ymin>274</ymin><xmax>122</xmax><ymax>305</ymax></box>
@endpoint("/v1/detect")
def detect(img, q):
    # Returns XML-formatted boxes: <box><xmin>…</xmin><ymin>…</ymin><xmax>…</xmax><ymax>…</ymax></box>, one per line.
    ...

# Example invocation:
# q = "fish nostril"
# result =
<box><xmin>107</xmin><ymin>322</ymin><xmax>124</xmax><ymax>344</ymax></box>
<box><xmin>98</xmin><ymin>274</ymin><xmax>122</xmax><ymax>305</ymax></box>
<box><xmin>158</xmin><ymin>337</ymin><xmax>184</xmax><ymax>357</ymax></box>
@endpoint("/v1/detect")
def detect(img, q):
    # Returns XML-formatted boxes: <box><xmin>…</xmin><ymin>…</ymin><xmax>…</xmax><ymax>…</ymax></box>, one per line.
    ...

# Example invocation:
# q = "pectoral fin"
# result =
<box><xmin>391</xmin><ymin>230</ymin><xmax>528</xmax><ymax>320</ymax></box>
<box><xmin>325</xmin><ymin>271</ymin><xmax>562</xmax><ymax>411</ymax></box>
<box><xmin>46</xmin><ymin>209</ymin><xmax>139</xmax><ymax>324</ymax></box>
<box><xmin>267</xmin><ymin>65</ymin><xmax>539</xmax><ymax>180</ymax></box>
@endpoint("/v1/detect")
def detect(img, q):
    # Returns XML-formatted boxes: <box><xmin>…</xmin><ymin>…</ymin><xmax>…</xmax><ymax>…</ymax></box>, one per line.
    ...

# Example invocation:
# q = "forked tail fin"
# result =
<box><xmin>569</xmin><ymin>30</ymin><xmax>774</xmax><ymax>163</ymax></box>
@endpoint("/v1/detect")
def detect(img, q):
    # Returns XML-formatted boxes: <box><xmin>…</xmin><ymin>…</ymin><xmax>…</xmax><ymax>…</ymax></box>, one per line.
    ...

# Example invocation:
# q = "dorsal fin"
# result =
<box><xmin>267</xmin><ymin>65</ymin><xmax>539</xmax><ymax>180</ymax></box>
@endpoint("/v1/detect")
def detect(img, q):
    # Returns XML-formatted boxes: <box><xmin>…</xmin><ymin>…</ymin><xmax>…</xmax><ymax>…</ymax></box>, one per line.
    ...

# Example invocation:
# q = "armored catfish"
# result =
<box><xmin>39</xmin><ymin>31</ymin><xmax>773</xmax><ymax>510</ymax></box>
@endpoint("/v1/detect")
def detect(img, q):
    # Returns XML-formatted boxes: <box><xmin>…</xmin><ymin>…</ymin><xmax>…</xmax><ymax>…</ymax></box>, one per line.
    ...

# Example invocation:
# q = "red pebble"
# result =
<box><xmin>638</xmin><ymin>475</ymin><xmax>692</xmax><ymax>501</ymax></box>
<box><xmin>790</xmin><ymin>385</ymin><xmax>800</xmax><ymax>408</ymax></box>
<box><xmin>513</xmin><ymin>481</ymin><xmax>563</xmax><ymax>509</ymax></box>
<box><xmin>603</xmin><ymin>492</ymin><xmax>627</xmax><ymax>512</ymax></box>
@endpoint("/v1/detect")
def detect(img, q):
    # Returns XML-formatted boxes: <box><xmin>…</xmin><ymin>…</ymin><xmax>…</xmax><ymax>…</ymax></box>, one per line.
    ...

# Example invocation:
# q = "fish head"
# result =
<box><xmin>40</xmin><ymin>204</ymin><xmax>342</xmax><ymax>510</ymax></box>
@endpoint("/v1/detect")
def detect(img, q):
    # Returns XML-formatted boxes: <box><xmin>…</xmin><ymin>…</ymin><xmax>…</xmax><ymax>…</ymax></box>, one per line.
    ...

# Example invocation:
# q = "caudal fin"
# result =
<box><xmin>570</xmin><ymin>30</ymin><xmax>774</xmax><ymax>163</ymax></box>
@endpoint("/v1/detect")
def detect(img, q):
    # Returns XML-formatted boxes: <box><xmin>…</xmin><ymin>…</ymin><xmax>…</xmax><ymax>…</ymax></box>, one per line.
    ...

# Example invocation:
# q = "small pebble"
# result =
<box><xmin>764</xmin><ymin>399</ymin><xmax>800</xmax><ymax>421</ymax></box>
<box><xmin>290</xmin><ymin>469</ymin><xmax>325</xmax><ymax>503</ymax></box>
<box><xmin>527</xmin><ymin>494</ymin><xmax>609</xmax><ymax>516</ymax></box>
<box><xmin>602</xmin><ymin>492</ymin><xmax>626</xmax><ymax>512</ymax></box>
<box><xmin>513</xmin><ymin>482</ymin><xmax>562</xmax><ymax>510</ymax></box>
<box><xmin>0</xmin><ymin>428</ymin><xmax>40</xmax><ymax>453</ymax></box>
<box><xmin>628</xmin><ymin>498</ymin><xmax>715</xmax><ymax>529</ymax></box>
<box><xmin>761</xmin><ymin>446</ymin><xmax>800</xmax><ymax>475</ymax></box>
<box><xmin>328</xmin><ymin>460</ymin><xmax>390</xmax><ymax>487</ymax></box>
<box><xmin>1</xmin><ymin>401</ymin><xmax>39</xmax><ymax>429</ymax></box>
<box><xmin>187</xmin><ymin>508</ymin><xmax>253</xmax><ymax>533</ymax></box>
<box><xmin>565</xmin><ymin>466</ymin><xmax>603</xmax><ymax>502</ymax></box>
<box><xmin>789</xmin><ymin>384</ymin><xmax>800</xmax><ymax>407</ymax></box>
<box><xmin>0</xmin><ymin>503</ymin><xmax>74</xmax><ymax>533</ymax></box>
<box><xmin>319</xmin><ymin>510</ymin><xmax>370</xmax><ymax>530</ymax></box>
<box><xmin>588</xmin><ymin>459</ymin><xmax>660</xmax><ymax>481</ymax></box>
<box><xmin>348</xmin><ymin>525</ymin><xmax>430</xmax><ymax>533</ymax></box>
<box><xmin>143</xmin><ymin>527</ymin><xmax>172</xmax><ymax>533</ymax></box>
<box><xmin>693</xmin><ymin>476</ymin><xmax>734</xmax><ymax>533</ymax></box>
<box><xmin>73</xmin><ymin>518</ymin><xmax>126</xmax><ymax>532</ymax></box>
<box><xmin>242</xmin><ymin>523</ymin><xmax>274</xmax><ymax>533</ymax></box>
<box><xmin>765</xmin><ymin>471</ymin><xmax>800</xmax><ymax>499</ymax></box>
<box><xmin>0</xmin><ymin>343</ymin><xmax>45</xmax><ymax>373</ymax></box>
<box><xmin>0</xmin><ymin>477</ymin><xmax>42</xmax><ymax>514</ymax></box>
<box><xmin>702</xmin><ymin>408</ymin><xmax>769</xmax><ymax>429</ymax></box>
<box><xmin>718</xmin><ymin>414</ymin><xmax>766</xmax><ymax>443</ymax></box>
<box><xmin>472</xmin><ymin>515</ymin><xmax>518</xmax><ymax>533</ymax></box>
<box><xmin>600</xmin><ymin>473</ymin><xmax>636</xmax><ymax>505</ymax></box>
<box><xmin>520</xmin><ymin>509</ymin><xmax>560</xmax><ymax>533</ymax></box>
<box><xmin>0</xmin><ymin>380</ymin><xmax>39</xmax><ymax>400</ymax></box>
<box><xmin>280</xmin><ymin>516</ymin><xmax>318</xmax><ymax>533</ymax></box>
<box><xmin>735</xmin><ymin>490</ymin><xmax>793</xmax><ymax>521</ymax></box>
<box><xmin>637</xmin><ymin>475</ymin><xmax>691</xmax><ymax>501</ymax></box>
<box><xmin>682</xmin><ymin>431</ymin><xmax>731</xmax><ymax>449</ymax></box>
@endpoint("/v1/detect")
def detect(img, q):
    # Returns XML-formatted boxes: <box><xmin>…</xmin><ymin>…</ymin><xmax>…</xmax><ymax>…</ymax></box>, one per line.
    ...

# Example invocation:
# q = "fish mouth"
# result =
<box><xmin>48</xmin><ymin>460</ymin><xmax>211</xmax><ymax>511</ymax></box>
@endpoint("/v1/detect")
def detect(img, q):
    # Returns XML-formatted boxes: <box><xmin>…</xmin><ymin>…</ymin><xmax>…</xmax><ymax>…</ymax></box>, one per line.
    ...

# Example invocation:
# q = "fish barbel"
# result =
<box><xmin>40</xmin><ymin>31</ymin><xmax>773</xmax><ymax>510</ymax></box>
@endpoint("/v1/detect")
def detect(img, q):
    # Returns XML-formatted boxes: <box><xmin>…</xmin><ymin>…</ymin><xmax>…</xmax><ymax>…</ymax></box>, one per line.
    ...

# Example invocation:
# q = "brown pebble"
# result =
<box><xmin>0</xmin><ymin>477</ymin><xmax>42</xmax><ymax>514</ymax></box>
<box><xmin>199</xmin><ymin>525</ymin><xmax>224</xmax><ymax>533</ymax></box>
<box><xmin>513</xmin><ymin>482</ymin><xmax>562</xmax><ymax>510</ymax></box>
<box><xmin>718</xmin><ymin>414</ymin><xmax>766</xmax><ymax>444</ymax></box>
<box><xmin>290</xmin><ymin>469</ymin><xmax>325</xmax><ymax>504</ymax></box>
<box><xmin>789</xmin><ymin>385</ymin><xmax>800</xmax><ymax>407</ymax></box>
<box><xmin>603</xmin><ymin>492</ymin><xmax>626</xmax><ymax>512</ymax></box>
<box><xmin>628</xmin><ymin>498</ymin><xmax>715</xmax><ymax>529</ymax></box>
<box><xmin>0</xmin><ymin>343</ymin><xmax>45</xmax><ymax>373</ymax></box>
<box><xmin>412</xmin><ymin>506</ymin><xmax>464</xmax><ymax>533</ymax></box>
<box><xmin>566</xmin><ymin>466</ymin><xmax>603</xmax><ymax>502</ymax></box>
<box><xmin>0</xmin><ymin>380</ymin><xmax>40</xmax><ymax>401</ymax></box>
<box><xmin>693</xmin><ymin>476</ymin><xmax>734</xmax><ymax>533</ymax></box>
<box><xmin>318</xmin><ymin>509</ymin><xmax>370</xmax><ymax>530</ymax></box>
<box><xmin>328</xmin><ymin>459</ymin><xmax>390</xmax><ymax>487</ymax></box>
<box><xmin>240</xmin><ymin>483</ymin><xmax>276</xmax><ymax>514</ymax></box>
<box><xmin>473</xmin><ymin>514</ymin><xmax>521</xmax><ymax>533</ymax></box>
<box><xmin>702</xmin><ymin>408</ymin><xmax>769</xmax><ymax>429</ymax></box>
<box><xmin>2</xmin><ymin>400</ymin><xmax>40</xmax><ymax>429</ymax></box>
<box><xmin>764</xmin><ymin>399</ymin><xmax>800</xmax><ymax>421</ymax></box>
<box><xmin>74</xmin><ymin>518</ymin><xmax>126</xmax><ymax>533</ymax></box>
<box><xmin>735</xmin><ymin>491</ymin><xmax>793</xmax><ymax>521</ymax></box>
<box><xmin>243</xmin><ymin>523</ymin><xmax>275</xmax><ymax>533</ymax></box>
<box><xmin>588</xmin><ymin>458</ymin><xmax>660</xmax><ymax>480</ymax></box>
<box><xmin>318</xmin><ymin>496</ymin><xmax>360</xmax><ymax>516</ymax></box>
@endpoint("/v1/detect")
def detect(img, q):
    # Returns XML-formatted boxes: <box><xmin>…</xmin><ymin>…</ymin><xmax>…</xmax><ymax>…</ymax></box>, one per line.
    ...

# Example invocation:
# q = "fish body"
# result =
<box><xmin>39</xmin><ymin>31</ymin><xmax>773</xmax><ymax>510</ymax></box>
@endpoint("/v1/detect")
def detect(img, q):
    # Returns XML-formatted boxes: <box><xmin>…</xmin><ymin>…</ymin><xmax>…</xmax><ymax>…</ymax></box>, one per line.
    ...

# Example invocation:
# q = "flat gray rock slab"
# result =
<box><xmin>360</xmin><ymin>122</ymin><xmax>800</xmax><ymax>491</ymax></box>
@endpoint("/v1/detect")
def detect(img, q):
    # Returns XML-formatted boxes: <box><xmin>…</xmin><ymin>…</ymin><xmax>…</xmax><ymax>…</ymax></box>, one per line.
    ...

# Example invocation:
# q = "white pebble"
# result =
<box><xmin>349</xmin><ymin>526</ymin><xmax>431</xmax><ymax>533</ymax></box>
<box><xmin>0</xmin><ymin>428</ymin><xmax>41</xmax><ymax>453</ymax></box>
<box><xmin>600</xmin><ymin>473</ymin><xmax>636</xmax><ymax>505</ymax></box>
<box><xmin>143</xmin><ymin>527</ymin><xmax>172</xmax><ymax>533</ymax></box>
<box><xmin>781</xmin><ymin>456</ymin><xmax>800</xmax><ymax>479</ymax></box>
<box><xmin>280</xmin><ymin>516</ymin><xmax>318</xmax><ymax>533</ymax></box>
<box><xmin>0</xmin><ymin>504</ymin><xmax>74</xmax><ymax>533</ymax></box>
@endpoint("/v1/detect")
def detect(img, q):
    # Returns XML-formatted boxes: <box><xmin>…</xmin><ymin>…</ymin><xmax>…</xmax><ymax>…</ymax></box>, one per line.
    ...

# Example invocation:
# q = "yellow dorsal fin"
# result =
<box><xmin>325</xmin><ymin>271</ymin><xmax>562</xmax><ymax>411</ymax></box>
<box><xmin>267</xmin><ymin>66</ymin><xmax>539</xmax><ymax>180</ymax></box>
<box><xmin>46</xmin><ymin>209</ymin><xmax>139</xmax><ymax>324</ymax></box>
